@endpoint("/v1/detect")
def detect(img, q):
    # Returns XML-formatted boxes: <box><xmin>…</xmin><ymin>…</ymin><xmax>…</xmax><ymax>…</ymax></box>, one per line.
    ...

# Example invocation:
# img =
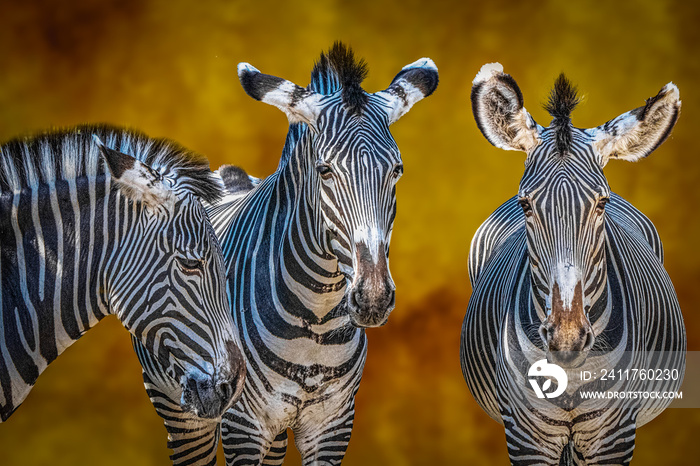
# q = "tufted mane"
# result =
<box><xmin>309</xmin><ymin>41</ymin><xmax>369</xmax><ymax>114</ymax></box>
<box><xmin>543</xmin><ymin>74</ymin><xmax>582</xmax><ymax>155</ymax></box>
<box><xmin>0</xmin><ymin>124</ymin><xmax>221</xmax><ymax>203</ymax></box>
<box><xmin>544</xmin><ymin>74</ymin><xmax>582</xmax><ymax>122</ymax></box>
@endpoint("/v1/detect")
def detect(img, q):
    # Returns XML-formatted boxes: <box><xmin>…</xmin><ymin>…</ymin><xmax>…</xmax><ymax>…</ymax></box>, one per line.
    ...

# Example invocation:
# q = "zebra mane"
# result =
<box><xmin>219</xmin><ymin>164</ymin><xmax>254</xmax><ymax>194</ymax></box>
<box><xmin>309</xmin><ymin>41</ymin><xmax>369</xmax><ymax>114</ymax></box>
<box><xmin>543</xmin><ymin>74</ymin><xmax>582</xmax><ymax>155</ymax></box>
<box><xmin>0</xmin><ymin>124</ymin><xmax>221</xmax><ymax>203</ymax></box>
<box><xmin>279</xmin><ymin>44</ymin><xmax>369</xmax><ymax>169</ymax></box>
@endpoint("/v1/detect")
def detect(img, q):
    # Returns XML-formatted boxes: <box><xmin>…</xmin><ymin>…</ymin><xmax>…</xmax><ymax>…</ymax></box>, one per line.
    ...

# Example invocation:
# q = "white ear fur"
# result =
<box><xmin>471</xmin><ymin>62</ymin><xmax>542</xmax><ymax>153</ymax></box>
<box><xmin>237</xmin><ymin>63</ymin><xmax>322</xmax><ymax>126</ymax></box>
<box><xmin>94</xmin><ymin>136</ymin><xmax>174</xmax><ymax>210</ymax></box>
<box><xmin>377</xmin><ymin>57</ymin><xmax>439</xmax><ymax>125</ymax></box>
<box><xmin>585</xmin><ymin>83</ymin><xmax>681</xmax><ymax>166</ymax></box>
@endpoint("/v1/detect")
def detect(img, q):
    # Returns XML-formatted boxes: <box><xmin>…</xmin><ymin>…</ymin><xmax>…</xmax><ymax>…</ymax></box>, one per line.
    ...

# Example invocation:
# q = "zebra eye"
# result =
<box><xmin>595</xmin><ymin>197</ymin><xmax>609</xmax><ymax>214</ymax></box>
<box><xmin>518</xmin><ymin>198</ymin><xmax>533</xmax><ymax>217</ymax></box>
<box><xmin>316</xmin><ymin>163</ymin><xmax>333</xmax><ymax>180</ymax></box>
<box><xmin>176</xmin><ymin>257</ymin><xmax>204</xmax><ymax>274</ymax></box>
<box><xmin>392</xmin><ymin>164</ymin><xmax>404</xmax><ymax>178</ymax></box>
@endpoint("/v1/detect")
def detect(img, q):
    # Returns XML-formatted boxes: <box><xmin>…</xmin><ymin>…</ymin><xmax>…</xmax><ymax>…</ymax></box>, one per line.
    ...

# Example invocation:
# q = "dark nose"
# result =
<box><xmin>183</xmin><ymin>375</ymin><xmax>221</xmax><ymax>419</ymax></box>
<box><xmin>347</xmin><ymin>277</ymin><xmax>395</xmax><ymax>328</ymax></box>
<box><xmin>544</xmin><ymin>334</ymin><xmax>594</xmax><ymax>368</ymax></box>
<box><xmin>182</xmin><ymin>341</ymin><xmax>246</xmax><ymax>419</ymax></box>
<box><xmin>539</xmin><ymin>323</ymin><xmax>594</xmax><ymax>353</ymax></box>
<box><xmin>350</xmin><ymin>278</ymin><xmax>395</xmax><ymax>311</ymax></box>
<box><xmin>540</xmin><ymin>281</ymin><xmax>595</xmax><ymax>368</ymax></box>
<box><xmin>346</xmin><ymin>241</ymin><xmax>396</xmax><ymax>328</ymax></box>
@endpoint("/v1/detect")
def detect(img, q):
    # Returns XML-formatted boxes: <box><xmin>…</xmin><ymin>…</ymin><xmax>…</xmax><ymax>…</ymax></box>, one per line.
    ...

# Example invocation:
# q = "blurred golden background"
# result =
<box><xmin>1</xmin><ymin>0</ymin><xmax>699</xmax><ymax>464</ymax></box>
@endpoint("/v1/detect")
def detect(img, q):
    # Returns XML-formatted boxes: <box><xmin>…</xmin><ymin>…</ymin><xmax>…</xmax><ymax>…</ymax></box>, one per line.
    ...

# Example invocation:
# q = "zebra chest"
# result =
<box><xmin>256</xmin><ymin>365</ymin><xmax>353</xmax><ymax>430</ymax></box>
<box><xmin>245</xmin><ymin>331</ymin><xmax>366</xmax><ymax>429</ymax></box>
<box><xmin>276</xmin><ymin>369</ymin><xmax>347</xmax><ymax>400</ymax></box>
<box><xmin>260</xmin><ymin>340</ymin><xmax>363</xmax><ymax>395</ymax></box>
<box><xmin>241</xmin><ymin>295</ymin><xmax>365</xmax><ymax>385</ymax></box>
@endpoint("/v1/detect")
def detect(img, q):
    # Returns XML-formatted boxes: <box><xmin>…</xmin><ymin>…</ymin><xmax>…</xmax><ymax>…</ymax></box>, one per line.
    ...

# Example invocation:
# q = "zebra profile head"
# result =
<box><xmin>238</xmin><ymin>43</ymin><xmax>438</xmax><ymax>327</ymax></box>
<box><xmin>94</xmin><ymin>134</ymin><xmax>245</xmax><ymax>418</ymax></box>
<box><xmin>471</xmin><ymin>64</ymin><xmax>680</xmax><ymax>368</ymax></box>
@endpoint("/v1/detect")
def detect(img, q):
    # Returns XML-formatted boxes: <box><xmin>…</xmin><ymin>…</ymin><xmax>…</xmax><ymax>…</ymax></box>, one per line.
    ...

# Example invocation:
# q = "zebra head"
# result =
<box><xmin>238</xmin><ymin>43</ymin><xmax>438</xmax><ymax>328</ymax></box>
<box><xmin>471</xmin><ymin>64</ymin><xmax>680</xmax><ymax>368</ymax></box>
<box><xmin>95</xmin><ymin>137</ymin><xmax>245</xmax><ymax>419</ymax></box>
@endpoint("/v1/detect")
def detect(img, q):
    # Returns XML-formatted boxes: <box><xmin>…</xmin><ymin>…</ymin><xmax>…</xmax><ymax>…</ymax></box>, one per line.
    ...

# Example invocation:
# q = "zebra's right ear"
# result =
<box><xmin>94</xmin><ymin>136</ymin><xmax>174</xmax><ymax>210</ymax></box>
<box><xmin>237</xmin><ymin>63</ymin><xmax>322</xmax><ymax>127</ymax></box>
<box><xmin>471</xmin><ymin>63</ymin><xmax>542</xmax><ymax>153</ymax></box>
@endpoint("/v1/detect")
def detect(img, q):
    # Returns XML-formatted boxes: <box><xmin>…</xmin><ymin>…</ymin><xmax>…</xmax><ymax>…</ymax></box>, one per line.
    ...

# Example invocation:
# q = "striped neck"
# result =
<box><xmin>0</xmin><ymin>169</ymin><xmax>116</xmax><ymax>414</ymax></box>
<box><xmin>269</xmin><ymin>124</ymin><xmax>350</xmax><ymax>326</ymax></box>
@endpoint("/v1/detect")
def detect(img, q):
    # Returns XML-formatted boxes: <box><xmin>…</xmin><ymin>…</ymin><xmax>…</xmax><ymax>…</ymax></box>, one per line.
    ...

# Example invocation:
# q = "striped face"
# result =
<box><xmin>313</xmin><ymin>98</ymin><xmax>403</xmax><ymax>327</ymax></box>
<box><xmin>98</xmin><ymin>141</ymin><xmax>246</xmax><ymax>419</ymax></box>
<box><xmin>518</xmin><ymin>129</ymin><xmax>608</xmax><ymax>367</ymax></box>
<box><xmin>111</xmin><ymin>196</ymin><xmax>237</xmax><ymax>398</ymax></box>
<box><xmin>237</xmin><ymin>48</ymin><xmax>438</xmax><ymax>328</ymax></box>
<box><xmin>471</xmin><ymin>63</ymin><xmax>680</xmax><ymax>368</ymax></box>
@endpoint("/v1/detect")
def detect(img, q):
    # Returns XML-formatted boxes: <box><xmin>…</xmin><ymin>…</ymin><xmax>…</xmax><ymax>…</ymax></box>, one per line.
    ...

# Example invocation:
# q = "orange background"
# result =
<box><xmin>1</xmin><ymin>1</ymin><xmax>699</xmax><ymax>464</ymax></box>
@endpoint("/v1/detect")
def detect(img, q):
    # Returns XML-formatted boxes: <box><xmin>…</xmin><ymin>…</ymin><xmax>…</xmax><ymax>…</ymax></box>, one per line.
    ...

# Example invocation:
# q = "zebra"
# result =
<box><xmin>132</xmin><ymin>42</ymin><xmax>438</xmax><ymax>465</ymax></box>
<box><xmin>461</xmin><ymin>63</ymin><xmax>685</xmax><ymax>465</ymax></box>
<box><xmin>0</xmin><ymin>125</ymin><xmax>246</xmax><ymax>431</ymax></box>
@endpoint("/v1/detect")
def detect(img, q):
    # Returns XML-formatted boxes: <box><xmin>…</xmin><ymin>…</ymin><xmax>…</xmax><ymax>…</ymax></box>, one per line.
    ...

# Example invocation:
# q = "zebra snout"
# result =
<box><xmin>182</xmin><ymin>373</ymin><xmax>235</xmax><ymax>420</ymax></box>
<box><xmin>182</xmin><ymin>375</ymin><xmax>218</xmax><ymax>419</ymax></box>
<box><xmin>347</xmin><ymin>279</ymin><xmax>395</xmax><ymax>328</ymax></box>
<box><xmin>539</xmin><ymin>280</ymin><xmax>595</xmax><ymax>368</ymax></box>
<box><xmin>346</xmin><ymin>239</ymin><xmax>396</xmax><ymax>328</ymax></box>
<box><xmin>540</xmin><ymin>321</ymin><xmax>595</xmax><ymax>369</ymax></box>
<box><xmin>180</xmin><ymin>342</ymin><xmax>246</xmax><ymax>419</ymax></box>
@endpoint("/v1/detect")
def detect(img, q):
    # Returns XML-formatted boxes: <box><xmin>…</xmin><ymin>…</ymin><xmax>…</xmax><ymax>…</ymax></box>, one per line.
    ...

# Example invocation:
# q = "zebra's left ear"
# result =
<box><xmin>377</xmin><ymin>58</ymin><xmax>439</xmax><ymax>125</ymax></box>
<box><xmin>237</xmin><ymin>63</ymin><xmax>323</xmax><ymax>126</ymax></box>
<box><xmin>586</xmin><ymin>83</ymin><xmax>681</xmax><ymax>166</ymax></box>
<box><xmin>94</xmin><ymin>136</ymin><xmax>174</xmax><ymax>210</ymax></box>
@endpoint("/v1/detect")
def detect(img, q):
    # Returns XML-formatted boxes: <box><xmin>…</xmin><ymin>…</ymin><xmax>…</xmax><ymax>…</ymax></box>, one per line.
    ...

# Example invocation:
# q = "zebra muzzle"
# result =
<box><xmin>344</xmin><ymin>240</ymin><xmax>396</xmax><ymax>328</ymax></box>
<box><xmin>540</xmin><ymin>281</ymin><xmax>595</xmax><ymax>368</ymax></box>
<box><xmin>180</xmin><ymin>341</ymin><xmax>246</xmax><ymax>419</ymax></box>
<box><xmin>346</xmin><ymin>274</ymin><xmax>396</xmax><ymax>328</ymax></box>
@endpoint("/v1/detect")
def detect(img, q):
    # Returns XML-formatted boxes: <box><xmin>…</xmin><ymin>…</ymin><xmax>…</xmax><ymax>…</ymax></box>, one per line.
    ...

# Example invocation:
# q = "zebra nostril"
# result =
<box><xmin>387</xmin><ymin>289</ymin><xmax>396</xmax><ymax>310</ymax></box>
<box><xmin>187</xmin><ymin>376</ymin><xmax>198</xmax><ymax>394</ymax></box>
<box><xmin>349</xmin><ymin>289</ymin><xmax>361</xmax><ymax>311</ymax></box>
<box><xmin>583</xmin><ymin>329</ymin><xmax>595</xmax><ymax>351</ymax></box>
<box><xmin>538</xmin><ymin>325</ymin><xmax>548</xmax><ymax>346</ymax></box>
<box><xmin>218</xmin><ymin>381</ymin><xmax>233</xmax><ymax>402</ymax></box>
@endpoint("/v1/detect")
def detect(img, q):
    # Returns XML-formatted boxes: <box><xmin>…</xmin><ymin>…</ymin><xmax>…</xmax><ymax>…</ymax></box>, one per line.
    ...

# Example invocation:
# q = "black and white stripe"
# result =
<box><xmin>462</xmin><ymin>64</ymin><xmax>685</xmax><ymax>465</ymax></box>
<box><xmin>135</xmin><ymin>42</ymin><xmax>438</xmax><ymax>465</ymax></box>
<box><xmin>0</xmin><ymin>125</ymin><xmax>245</xmax><ymax>431</ymax></box>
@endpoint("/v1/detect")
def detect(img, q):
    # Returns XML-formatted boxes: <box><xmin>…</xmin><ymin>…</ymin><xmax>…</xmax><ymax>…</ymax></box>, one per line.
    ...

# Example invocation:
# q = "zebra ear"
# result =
<box><xmin>94</xmin><ymin>136</ymin><xmax>174</xmax><ymax>210</ymax></box>
<box><xmin>377</xmin><ymin>58</ymin><xmax>439</xmax><ymax>125</ymax></box>
<box><xmin>217</xmin><ymin>164</ymin><xmax>258</xmax><ymax>195</ymax></box>
<box><xmin>237</xmin><ymin>63</ymin><xmax>322</xmax><ymax>126</ymax></box>
<box><xmin>471</xmin><ymin>63</ymin><xmax>542</xmax><ymax>153</ymax></box>
<box><xmin>586</xmin><ymin>83</ymin><xmax>681</xmax><ymax>166</ymax></box>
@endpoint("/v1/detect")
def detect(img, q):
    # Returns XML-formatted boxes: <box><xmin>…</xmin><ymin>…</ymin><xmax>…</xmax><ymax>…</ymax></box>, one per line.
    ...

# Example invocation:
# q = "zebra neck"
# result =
<box><xmin>270</xmin><ymin>158</ymin><xmax>349</xmax><ymax>326</ymax></box>
<box><xmin>0</xmin><ymin>174</ymin><xmax>116</xmax><ymax>414</ymax></box>
<box><xmin>218</xmin><ymin>125</ymin><xmax>357</xmax><ymax>343</ymax></box>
